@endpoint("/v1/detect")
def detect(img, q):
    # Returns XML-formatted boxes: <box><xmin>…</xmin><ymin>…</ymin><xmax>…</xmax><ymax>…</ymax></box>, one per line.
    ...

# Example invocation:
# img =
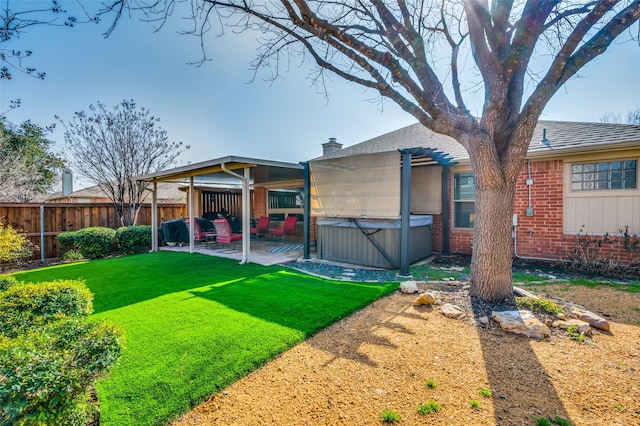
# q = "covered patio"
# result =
<box><xmin>138</xmin><ymin>156</ymin><xmax>308</xmax><ymax>264</ymax></box>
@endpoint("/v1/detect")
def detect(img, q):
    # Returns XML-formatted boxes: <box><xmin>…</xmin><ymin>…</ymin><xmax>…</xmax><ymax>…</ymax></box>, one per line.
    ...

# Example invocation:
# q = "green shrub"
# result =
<box><xmin>57</xmin><ymin>230</ymin><xmax>76</xmax><ymax>252</ymax></box>
<box><xmin>116</xmin><ymin>225</ymin><xmax>152</xmax><ymax>255</ymax></box>
<box><xmin>0</xmin><ymin>275</ymin><xmax>19</xmax><ymax>292</ymax></box>
<box><xmin>63</xmin><ymin>249</ymin><xmax>85</xmax><ymax>262</ymax></box>
<box><xmin>515</xmin><ymin>296</ymin><xmax>563</xmax><ymax>315</ymax></box>
<box><xmin>535</xmin><ymin>418</ymin><xmax>552</xmax><ymax>426</ymax></box>
<box><xmin>381</xmin><ymin>409</ymin><xmax>402</xmax><ymax>423</ymax></box>
<box><xmin>0</xmin><ymin>318</ymin><xmax>123</xmax><ymax>425</ymax></box>
<box><xmin>58</xmin><ymin>227</ymin><xmax>116</xmax><ymax>259</ymax></box>
<box><xmin>0</xmin><ymin>222</ymin><xmax>35</xmax><ymax>265</ymax></box>
<box><xmin>0</xmin><ymin>279</ymin><xmax>123</xmax><ymax>426</ymax></box>
<box><xmin>418</xmin><ymin>400</ymin><xmax>442</xmax><ymax>415</ymax></box>
<box><xmin>0</xmin><ymin>280</ymin><xmax>93</xmax><ymax>338</ymax></box>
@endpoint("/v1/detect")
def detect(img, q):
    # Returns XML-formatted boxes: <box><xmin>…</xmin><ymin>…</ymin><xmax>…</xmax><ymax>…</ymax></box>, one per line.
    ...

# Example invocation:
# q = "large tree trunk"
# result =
<box><xmin>469</xmin><ymin>180</ymin><xmax>516</xmax><ymax>301</ymax></box>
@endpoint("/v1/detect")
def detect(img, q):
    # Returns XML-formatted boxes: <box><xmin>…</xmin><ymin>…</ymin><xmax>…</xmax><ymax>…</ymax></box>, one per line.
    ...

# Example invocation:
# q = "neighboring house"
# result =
<box><xmin>308</xmin><ymin>121</ymin><xmax>640</xmax><ymax>268</ymax></box>
<box><xmin>47</xmin><ymin>181</ymin><xmax>186</xmax><ymax>204</ymax></box>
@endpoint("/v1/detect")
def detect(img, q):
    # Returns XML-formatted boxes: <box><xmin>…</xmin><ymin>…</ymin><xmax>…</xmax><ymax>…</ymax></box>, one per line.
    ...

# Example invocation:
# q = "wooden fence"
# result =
<box><xmin>0</xmin><ymin>203</ymin><xmax>186</xmax><ymax>260</ymax></box>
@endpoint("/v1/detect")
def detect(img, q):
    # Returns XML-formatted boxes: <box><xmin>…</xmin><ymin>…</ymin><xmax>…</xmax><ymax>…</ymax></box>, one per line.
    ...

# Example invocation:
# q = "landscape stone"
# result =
<box><xmin>478</xmin><ymin>316</ymin><xmax>489</xmax><ymax>325</ymax></box>
<box><xmin>513</xmin><ymin>286</ymin><xmax>540</xmax><ymax>299</ymax></box>
<box><xmin>552</xmin><ymin>319</ymin><xmax>591</xmax><ymax>333</ymax></box>
<box><xmin>441</xmin><ymin>303</ymin><xmax>465</xmax><ymax>319</ymax></box>
<box><xmin>400</xmin><ymin>281</ymin><xmax>419</xmax><ymax>294</ymax></box>
<box><xmin>492</xmin><ymin>310</ymin><xmax>551</xmax><ymax>339</ymax></box>
<box><xmin>571</xmin><ymin>309</ymin><xmax>610</xmax><ymax>332</ymax></box>
<box><xmin>556</xmin><ymin>313</ymin><xmax>566</xmax><ymax>320</ymax></box>
<box><xmin>413</xmin><ymin>292</ymin><xmax>436</xmax><ymax>306</ymax></box>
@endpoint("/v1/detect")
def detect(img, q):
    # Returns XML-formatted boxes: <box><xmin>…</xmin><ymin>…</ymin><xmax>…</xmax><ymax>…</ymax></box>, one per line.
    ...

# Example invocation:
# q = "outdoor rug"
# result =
<box><xmin>265</xmin><ymin>244</ymin><xmax>304</xmax><ymax>253</ymax></box>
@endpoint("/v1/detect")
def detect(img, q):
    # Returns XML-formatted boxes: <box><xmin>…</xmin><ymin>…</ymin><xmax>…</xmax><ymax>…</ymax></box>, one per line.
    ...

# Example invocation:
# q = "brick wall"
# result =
<box><xmin>432</xmin><ymin>159</ymin><xmax>639</xmax><ymax>265</ymax></box>
<box><xmin>512</xmin><ymin>160</ymin><xmax>565</xmax><ymax>259</ymax></box>
<box><xmin>253</xmin><ymin>187</ymin><xmax>267</xmax><ymax>218</ymax></box>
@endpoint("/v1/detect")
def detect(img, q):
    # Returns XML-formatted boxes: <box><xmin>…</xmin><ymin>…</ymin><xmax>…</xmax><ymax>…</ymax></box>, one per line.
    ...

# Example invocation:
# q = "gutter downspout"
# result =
<box><xmin>221</xmin><ymin>163</ymin><xmax>250</xmax><ymax>264</ymax></box>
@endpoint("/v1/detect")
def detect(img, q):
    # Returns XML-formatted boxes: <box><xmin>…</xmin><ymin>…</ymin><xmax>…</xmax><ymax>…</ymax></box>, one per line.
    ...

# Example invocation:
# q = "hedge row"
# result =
<box><xmin>58</xmin><ymin>225</ymin><xmax>153</xmax><ymax>259</ymax></box>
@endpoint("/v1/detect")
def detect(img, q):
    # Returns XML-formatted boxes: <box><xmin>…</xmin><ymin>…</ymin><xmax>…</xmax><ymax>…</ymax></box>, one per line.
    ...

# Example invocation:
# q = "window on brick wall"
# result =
<box><xmin>453</xmin><ymin>172</ymin><xmax>475</xmax><ymax>228</ymax></box>
<box><xmin>571</xmin><ymin>160</ymin><xmax>637</xmax><ymax>191</ymax></box>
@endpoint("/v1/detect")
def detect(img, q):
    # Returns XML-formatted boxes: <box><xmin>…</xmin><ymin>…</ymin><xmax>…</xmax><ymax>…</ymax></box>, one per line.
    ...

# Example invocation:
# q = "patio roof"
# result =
<box><xmin>137</xmin><ymin>155</ymin><xmax>304</xmax><ymax>185</ymax></box>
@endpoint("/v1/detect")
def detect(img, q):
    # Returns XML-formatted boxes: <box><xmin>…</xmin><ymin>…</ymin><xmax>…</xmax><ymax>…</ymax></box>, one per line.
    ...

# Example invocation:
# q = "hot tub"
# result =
<box><xmin>317</xmin><ymin>215</ymin><xmax>432</xmax><ymax>269</ymax></box>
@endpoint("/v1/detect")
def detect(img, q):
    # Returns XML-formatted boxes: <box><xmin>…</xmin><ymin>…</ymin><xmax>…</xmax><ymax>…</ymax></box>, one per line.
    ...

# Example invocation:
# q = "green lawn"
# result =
<box><xmin>13</xmin><ymin>252</ymin><xmax>398</xmax><ymax>426</ymax></box>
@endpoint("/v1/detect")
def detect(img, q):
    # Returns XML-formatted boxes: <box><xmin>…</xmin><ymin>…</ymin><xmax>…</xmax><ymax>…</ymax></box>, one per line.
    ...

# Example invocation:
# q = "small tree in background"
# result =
<box><xmin>0</xmin><ymin>120</ymin><xmax>65</xmax><ymax>202</ymax></box>
<box><xmin>59</xmin><ymin>99</ymin><xmax>187</xmax><ymax>226</ymax></box>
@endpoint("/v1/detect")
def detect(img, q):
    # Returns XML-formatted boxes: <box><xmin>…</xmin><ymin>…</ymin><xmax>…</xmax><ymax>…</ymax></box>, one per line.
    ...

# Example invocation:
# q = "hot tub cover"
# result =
<box><xmin>317</xmin><ymin>215</ymin><xmax>432</xmax><ymax>229</ymax></box>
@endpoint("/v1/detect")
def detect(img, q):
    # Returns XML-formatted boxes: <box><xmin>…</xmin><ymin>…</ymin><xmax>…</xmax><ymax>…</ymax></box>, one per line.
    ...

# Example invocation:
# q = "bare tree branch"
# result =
<box><xmin>59</xmin><ymin>100</ymin><xmax>187</xmax><ymax>226</ymax></box>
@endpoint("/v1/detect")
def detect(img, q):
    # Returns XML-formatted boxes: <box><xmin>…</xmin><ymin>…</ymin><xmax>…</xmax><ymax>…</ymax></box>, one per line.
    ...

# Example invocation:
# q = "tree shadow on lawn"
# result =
<box><xmin>188</xmin><ymin>269</ymin><xmax>397</xmax><ymax>337</ymax></box>
<box><xmin>472</xmin><ymin>298</ymin><xmax>573</xmax><ymax>424</ymax></box>
<box><xmin>12</xmin><ymin>252</ymin><xmax>297</xmax><ymax>314</ymax></box>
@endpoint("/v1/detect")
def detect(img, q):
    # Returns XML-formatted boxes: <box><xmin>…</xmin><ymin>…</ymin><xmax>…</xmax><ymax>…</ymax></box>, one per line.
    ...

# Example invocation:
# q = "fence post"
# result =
<box><xmin>40</xmin><ymin>204</ymin><xmax>45</xmax><ymax>263</ymax></box>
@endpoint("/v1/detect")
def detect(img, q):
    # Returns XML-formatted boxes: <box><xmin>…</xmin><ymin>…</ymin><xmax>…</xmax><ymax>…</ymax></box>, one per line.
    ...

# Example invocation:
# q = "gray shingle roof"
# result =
<box><xmin>312</xmin><ymin>120</ymin><xmax>640</xmax><ymax>162</ymax></box>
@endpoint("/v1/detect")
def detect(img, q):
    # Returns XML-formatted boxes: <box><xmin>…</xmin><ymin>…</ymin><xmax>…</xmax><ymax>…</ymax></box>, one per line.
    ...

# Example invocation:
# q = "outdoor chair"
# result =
<box><xmin>250</xmin><ymin>216</ymin><xmax>270</xmax><ymax>238</ymax></box>
<box><xmin>185</xmin><ymin>218</ymin><xmax>216</xmax><ymax>245</ymax></box>
<box><xmin>269</xmin><ymin>215</ymin><xmax>298</xmax><ymax>242</ymax></box>
<box><xmin>213</xmin><ymin>218</ymin><xmax>242</xmax><ymax>249</ymax></box>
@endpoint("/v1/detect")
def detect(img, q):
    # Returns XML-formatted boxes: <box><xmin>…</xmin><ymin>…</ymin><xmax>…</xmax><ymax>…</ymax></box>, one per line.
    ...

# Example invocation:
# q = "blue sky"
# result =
<box><xmin>1</xmin><ymin>2</ymin><xmax>639</xmax><ymax>188</ymax></box>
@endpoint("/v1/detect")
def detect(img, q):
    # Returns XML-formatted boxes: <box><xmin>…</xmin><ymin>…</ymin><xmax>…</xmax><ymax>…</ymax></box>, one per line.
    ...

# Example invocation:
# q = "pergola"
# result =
<box><xmin>137</xmin><ymin>156</ymin><xmax>305</xmax><ymax>264</ymax></box>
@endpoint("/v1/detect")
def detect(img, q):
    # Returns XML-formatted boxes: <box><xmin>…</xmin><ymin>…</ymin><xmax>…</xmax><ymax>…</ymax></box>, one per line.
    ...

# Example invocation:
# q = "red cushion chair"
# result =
<box><xmin>213</xmin><ymin>219</ymin><xmax>242</xmax><ymax>249</ymax></box>
<box><xmin>269</xmin><ymin>216</ymin><xmax>298</xmax><ymax>242</ymax></box>
<box><xmin>250</xmin><ymin>216</ymin><xmax>270</xmax><ymax>238</ymax></box>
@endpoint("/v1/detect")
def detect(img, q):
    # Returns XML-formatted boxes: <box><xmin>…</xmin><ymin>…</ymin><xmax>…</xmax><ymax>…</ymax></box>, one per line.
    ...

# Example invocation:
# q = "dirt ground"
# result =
<box><xmin>172</xmin><ymin>282</ymin><xmax>640</xmax><ymax>426</ymax></box>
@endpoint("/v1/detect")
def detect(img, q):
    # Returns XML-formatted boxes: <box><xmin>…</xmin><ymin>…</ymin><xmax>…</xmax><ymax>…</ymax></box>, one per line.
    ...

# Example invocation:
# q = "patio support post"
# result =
<box><xmin>221</xmin><ymin>163</ymin><xmax>250</xmax><ymax>264</ymax></box>
<box><xmin>151</xmin><ymin>181</ymin><xmax>158</xmax><ymax>252</ymax></box>
<box><xmin>241</xmin><ymin>166</ymin><xmax>250</xmax><ymax>264</ymax></box>
<box><xmin>441</xmin><ymin>166</ymin><xmax>450</xmax><ymax>255</ymax></box>
<box><xmin>188</xmin><ymin>176</ymin><xmax>195</xmax><ymax>254</ymax></box>
<box><xmin>399</xmin><ymin>149</ymin><xmax>412</xmax><ymax>276</ymax></box>
<box><xmin>301</xmin><ymin>161</ymin><xmax>311</xmax><ymax>259</ymax></box>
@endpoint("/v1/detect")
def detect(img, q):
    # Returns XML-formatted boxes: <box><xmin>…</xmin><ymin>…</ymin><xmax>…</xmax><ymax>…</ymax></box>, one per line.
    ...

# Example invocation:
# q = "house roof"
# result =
<box><xmin>311</xmin><ymin>120</ymin><xmax>640</xmax><ymax>162</ymax></box>
<box><xmin>47</xmin><ymin>181</ymin><xmax>186</xmax><ymax>202</ymax></box>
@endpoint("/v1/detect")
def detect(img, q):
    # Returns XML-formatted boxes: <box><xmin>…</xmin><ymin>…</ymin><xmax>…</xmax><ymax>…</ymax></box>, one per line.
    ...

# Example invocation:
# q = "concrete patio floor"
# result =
<box><xmin>160</xmin><ymin>238</ymin><xmax>307</xmax><ymax>266</ymax></box>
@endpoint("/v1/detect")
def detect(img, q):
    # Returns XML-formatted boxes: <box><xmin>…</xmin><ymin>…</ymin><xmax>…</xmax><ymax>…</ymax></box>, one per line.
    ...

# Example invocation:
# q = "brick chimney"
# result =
<box><xmin>322</xmin><ymin>137</ymin><xmax>343</xmax><ymax>156</ymax></box>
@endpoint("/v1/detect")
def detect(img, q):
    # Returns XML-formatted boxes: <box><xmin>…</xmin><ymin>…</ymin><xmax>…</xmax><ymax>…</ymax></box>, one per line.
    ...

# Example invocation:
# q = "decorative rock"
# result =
<box><xmin>400</xmin><ymin>281</ymin><xmax>419</xmax><ymax>294</ymax></box>
<box><xmin>462</xmin><ymin>284</ymin><xmax>470</xmax><ymax>291</ymax></box>
<box><xmin>441</xmin><ymin>303</ymin><xmax>465</xmax><ymax>319</ymax></box>
<box><xmin>571</xmin><ymin>308</ymin><xmax>610</xmax><ymax>332</ymax></box>
<box><xmin>414</xmin><ymin>292</ymin><xmax>436</xmax><ymax>306</ymax></box>
<box><xmin>545</xmin><ymin>318</ymin><xmax>553</xmax><ymax>327</ymax></box>
<box><xmin>478</xmin><ymin>316</ymin><xmax>489</xmax><ymax>325</ymax></box>
<box><xmin>513</xmin><ymin>286</ymin><xmax>540</xmax><ymax>299</ymax></box>
<box><xmin>433</xmin><ymin>299</ymin><xmax>442</xmax><ymax>306</ymax></box>
<box><xmin>491</xmin><ymin>310</ymin><xmax>551</xmax><ymax>339</ymax></box>
<box><xmin>552</xmin><ymin>319</ymin><xmax>591</xmax><ymax>333</ymax></box>
<box><xmin>556</xmin><ymin>313</ymin><xmax>566</xmax><ymax>320</ymax></box>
